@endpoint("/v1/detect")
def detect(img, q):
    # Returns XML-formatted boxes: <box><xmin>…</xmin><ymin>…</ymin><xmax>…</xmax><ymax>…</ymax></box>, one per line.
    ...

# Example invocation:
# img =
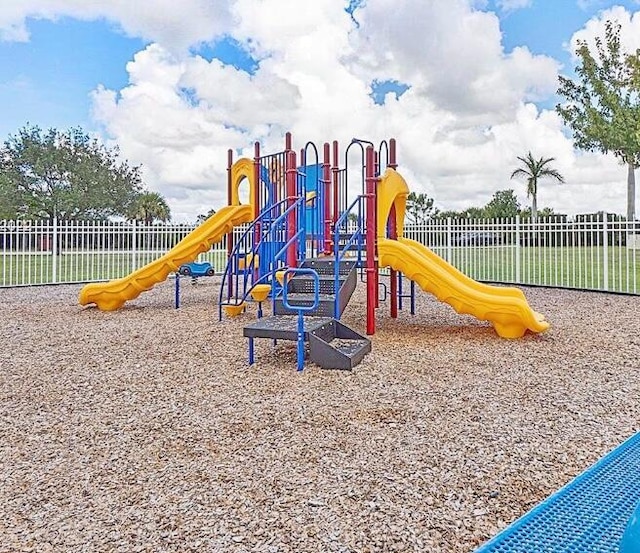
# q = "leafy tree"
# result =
<box><xmin>436</xmin><ymin>207</ymin><xmax>485</xmax><ymax>219</ymax></box>
<box><xmin>520</xmin><ymin>206</ymin><xmax>559</xmax><ymax>219</ymax></box>
<box><xmin>346</xmin><ymin>212</ymin><xmax>360</xmax><ymax>224</ymax></box>
<box><xmin>0</xmin><ymin>172</ymin><xmax>21</xmax><ymax>219</ymax></box>
<box><xmin>0</xmin><ymin>125</ymin><xmax>143</xmax><ymax>220</ymax></box>
<box><xmin>406</xmin><ymin>192</ymin><xmax>439</xmax><ymax>224</ymax></box>
<box><xmin>483</xmin><ymin>189</ymin><xmax>522</xmax><ymax>219</ymax></box>
<box><xmin>556</xmin><ymin>20</ymin><xmax>640</xmax><ymax>222</ymax></box>
<box><xmin>461</xmin><ymin>207</ymin><xmax>486</xmax><ymax>219</ymax></box>
<box><xmin>510</xmin><ymin>153</ymin><xmax>564</xmax><ymax>222</ymax></box>
<box><xmin>436</xmin><ymin>209</ymin><xmax>464</xmax><ymax>219</ymax></box>
<box><xmin>128</xmin><ymin>191</ymin><xmax>171</xmax><ymax>225</ymax></box>
<box><xmin>196</xmin><ymin>208</ymin><xmax>217</xmax><ymax>225</ymax></box>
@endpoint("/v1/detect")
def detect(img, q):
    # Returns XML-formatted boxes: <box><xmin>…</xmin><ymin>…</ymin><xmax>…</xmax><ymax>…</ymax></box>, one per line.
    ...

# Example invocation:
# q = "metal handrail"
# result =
<box><xmin>218</xmin><ymin>199</ymin><xmax>288</xmax><ymax>320</ymax></box>
<box><xmin>218</xmin><ymin>197</ymin><xmax>299</xmax><ymax>319</ymax></box>
<box><xmin>282</xmin><ymin>267</ymin><xmax>319</xmax><ymax>371</ymax></box>
<box><xmin>332</xmin><ymin>195</ymin><xmax>365</xmax><ymax>318</ymax></box>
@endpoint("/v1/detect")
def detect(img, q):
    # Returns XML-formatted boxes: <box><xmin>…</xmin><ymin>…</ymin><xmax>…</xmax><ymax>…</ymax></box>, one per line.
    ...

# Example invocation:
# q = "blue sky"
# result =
<box><xmin>0</xmin><ymin>18</ymin><xmax>144</xmax><ymax>139</ymax></box>
<box><xmin>1</xmin><ymin>1</ymin><xmax>639</xmax><ymax>220</ymax></box>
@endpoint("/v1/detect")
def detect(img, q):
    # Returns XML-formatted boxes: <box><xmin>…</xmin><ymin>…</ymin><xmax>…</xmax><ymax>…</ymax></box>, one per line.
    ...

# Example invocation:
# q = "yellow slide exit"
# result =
<box><xmin>377</xmin><ymin>168</ymin><xmax>549</xmax><ymax>338</ymax></box>
<box><xmin>378</xmin><ymin>237</ymin><xmax>549</xmax><ymax>338</ymax></box>
<box><xmin>79</xmin><ymin>204</ymin><xmax>252</xmax><ymax>311</ymax></box>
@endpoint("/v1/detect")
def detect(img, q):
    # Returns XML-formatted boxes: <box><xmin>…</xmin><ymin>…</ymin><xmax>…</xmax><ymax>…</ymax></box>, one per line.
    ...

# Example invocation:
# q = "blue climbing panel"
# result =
<box><xmin>475</xmin><ymin>432</ymin><xmax>640</xmax><ymax>553</ymax></box>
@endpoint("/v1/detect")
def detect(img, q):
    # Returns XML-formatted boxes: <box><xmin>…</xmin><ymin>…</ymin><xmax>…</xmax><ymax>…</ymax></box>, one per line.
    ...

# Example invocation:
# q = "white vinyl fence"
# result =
<box><xmin>1</xmin><ymin>216</ymin><xmax>639</xmax><ymax>294</ymax></box>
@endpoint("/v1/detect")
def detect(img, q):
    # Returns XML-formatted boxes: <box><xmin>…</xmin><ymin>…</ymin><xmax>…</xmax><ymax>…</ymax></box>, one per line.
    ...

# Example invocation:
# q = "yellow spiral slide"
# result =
<box><xmin>79</xmin><ymin>204</ymin><xmax>252</xmax><ymax>311</ymax></box>
<box><xmin>377</xmin><ymin>169</ymin><xmax>549</xmax><ymax>338</ymax></box>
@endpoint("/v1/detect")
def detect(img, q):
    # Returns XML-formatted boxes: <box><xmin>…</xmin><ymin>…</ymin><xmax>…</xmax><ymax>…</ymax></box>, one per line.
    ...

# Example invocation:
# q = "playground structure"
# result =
<box><xmin>74</xmin><ymin>134</ymin><xmax>640</xmax><ymax>552</ymax></box>
<box><xmin>79</xmin><ymin>133</ymin><xmax>549</xmax><ymax>370</ymax></box>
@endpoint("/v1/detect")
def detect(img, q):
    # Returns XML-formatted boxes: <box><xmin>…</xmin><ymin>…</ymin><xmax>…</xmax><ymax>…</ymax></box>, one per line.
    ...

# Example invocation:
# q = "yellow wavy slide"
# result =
<box><xmin>79</xmin><ymin>205</ymin><xmax>253</xmax><ymax>311</ymax></box>
<box><xmin>378</xmin><ymin>237</ymin><xmax>549</xmax><ymax>338</ymax></box>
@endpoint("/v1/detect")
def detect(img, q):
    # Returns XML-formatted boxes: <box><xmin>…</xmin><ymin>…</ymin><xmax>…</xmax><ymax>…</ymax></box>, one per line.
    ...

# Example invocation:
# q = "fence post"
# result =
<box><xmin>446</xmin><ymin>217</ymin><xmax>452</xmax><ymax>263</ymax></box>
<box><xmin>515</xmin><ymin>215</ymin><xmax>521</xmax><ymax>283</ymax></box>
<box><xmin>603</xmin><ymin>212</ymin><xmax>609</xmax><ymax>291</ymax></box>
<box><xmin>52</xmin><ymin>215</ymin><xmax>58</xmax><ymax>283</ymax></box>
<box><xmin>131</xmin><ymin>220</ymin><xmax>137</xmax><ymax>272</ymax></box>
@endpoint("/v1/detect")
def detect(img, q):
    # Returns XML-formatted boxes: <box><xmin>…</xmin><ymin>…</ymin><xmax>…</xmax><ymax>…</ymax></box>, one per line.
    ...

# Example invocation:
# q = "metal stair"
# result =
<box><xmin>307</xmin><ymin>318</ymin><xmax>371</xmax><ymax>370</ymax></box>
<box><xmin>242</xmin><ymin>258</ymin><xmax>370</xmax><ymax>370</ymax></box>
<box><xmin>273</xmin><ymin>258</ymin><xmax>357</xmax><ymax>317</ymax></box>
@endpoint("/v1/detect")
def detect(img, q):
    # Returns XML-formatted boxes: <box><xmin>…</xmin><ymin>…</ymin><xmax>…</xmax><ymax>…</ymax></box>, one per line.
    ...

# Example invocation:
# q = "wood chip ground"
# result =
<box><xmin>1</xmin><ymin>279</ymin><xmax>639</xmax><ymax>552</ymax></box>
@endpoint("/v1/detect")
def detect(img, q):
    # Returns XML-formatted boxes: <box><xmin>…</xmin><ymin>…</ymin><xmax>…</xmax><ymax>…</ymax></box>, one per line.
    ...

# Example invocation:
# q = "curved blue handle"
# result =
<box><xmin>282</xmin><ymin>268</ymin><xmax>319</xmax><ymax>312</ymax></box>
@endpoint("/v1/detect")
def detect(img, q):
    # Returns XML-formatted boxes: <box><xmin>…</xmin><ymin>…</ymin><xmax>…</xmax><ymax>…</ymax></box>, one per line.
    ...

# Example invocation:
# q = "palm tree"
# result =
<box><xmin>196</xmin><ymin>208</ymin><xmax>217</xmax><ymax>225</ymax></box>
<box><xmin>510</xmin><ymin>152</ymin><xmax>564</xmax><ymax>222</ymax></box>
<box><xmin>128</xmin><ymin>191</ymin><xmax>171</xmax><ymax>225</ymax></box>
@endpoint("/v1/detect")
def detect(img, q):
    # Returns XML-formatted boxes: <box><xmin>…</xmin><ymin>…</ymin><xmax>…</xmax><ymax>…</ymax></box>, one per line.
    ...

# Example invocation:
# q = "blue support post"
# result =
<box><xmin>175</xmin><ymin>273</ymin><xmax>180</xmax><ymax>308</ymax></box>
<box><xmin>249</xmin><ymin>337</ymin><xmax>255</xmax><ymax>365</ymax></box>
<box><xmin>410</xmin><ymin>280</ymin><xmax>416</xmax><ymax>315</ymax></box>
<box><xmin>396</xmin><ymin>273</ymin><xmax>416</xmax><ymax>315</ymax></box>
<box><xmin>296</xmin><ymin>311</ymin><xmax>305</xmax><ymax>372</ymax></box>
<box><xmin>282</xmin><ymin>268</ymin><xmax>319</xmax><ymax>372</ymax></box>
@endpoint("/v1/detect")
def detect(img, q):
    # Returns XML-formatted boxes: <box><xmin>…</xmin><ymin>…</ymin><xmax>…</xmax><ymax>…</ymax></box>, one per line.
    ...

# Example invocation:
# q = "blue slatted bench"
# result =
<box><xmin>474</xmin><ymin>432</ymin><xmax>640</xmax><ymax>553</ymax></box>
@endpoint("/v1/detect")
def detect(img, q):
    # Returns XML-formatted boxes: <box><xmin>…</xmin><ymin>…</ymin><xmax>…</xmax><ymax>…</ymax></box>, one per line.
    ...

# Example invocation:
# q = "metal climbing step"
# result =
<box><xmin>300</xmin><ymin>257</ymin><xmax>357</xmax><ymax>276</ymax></box>
<box><xmin>287</xmin><ymin>274</ymin><xmax>348</xmax><ymax>295</ymax></box>
<box><xmin>243</xmin><ymin>315</ymin><xmax>333</xmax><ymax>341</ymax></box>
<box><xmin>308</xmin><ymin>318</ymin><xmax>371</xmax><ymax>370</ymax></box>
<box><xmin>274</xmin><ymin>257</ymin><xmax>358</xmax><ymax>317</ymax></box>
<box><xmin>242</xmin><ymin>316</ymin><xmax>370</xmax><ymax>370</ymax></box>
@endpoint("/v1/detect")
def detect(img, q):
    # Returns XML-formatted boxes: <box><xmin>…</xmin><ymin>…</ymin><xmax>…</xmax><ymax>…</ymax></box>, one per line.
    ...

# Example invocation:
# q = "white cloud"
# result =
<box><xmin>347</xmin><ymin>0</ymin><xmax>558</xmax><ymax>121</ymax></box>
<box><xmin>4</xmin><ymin>0</ymin><xmax>638</xmax><ymax>221</ymax></box>
<box><xmin>0</xmin><ymin>0</ymin><xmax>233</xmax><ymax>49</ymax></box>
<box><xmin>576</xmin><ymin>0</ymin><xmax>608</xmax><ymax>11</ymax></box>
<box><xmin>568</xmin><ymin>5</ymin><xmax>640</xmax><ymax>59</ymax></box>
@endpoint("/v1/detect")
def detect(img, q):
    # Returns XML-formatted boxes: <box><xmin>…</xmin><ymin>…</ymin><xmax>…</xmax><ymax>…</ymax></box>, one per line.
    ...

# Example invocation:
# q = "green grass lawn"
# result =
<box><xmin>0</xmin><ymin>250</ymin><xmax>228</xmax><ymax>286</ymax></box>
<box><xmin>439</xmin><ymin>245</ymin><xmax>640</xmax><ymax>293</ymax></box>
<box><xmin>2</xmin><ymin>245</ymin><xmax>639</xmax><ymax>294</ymax></box>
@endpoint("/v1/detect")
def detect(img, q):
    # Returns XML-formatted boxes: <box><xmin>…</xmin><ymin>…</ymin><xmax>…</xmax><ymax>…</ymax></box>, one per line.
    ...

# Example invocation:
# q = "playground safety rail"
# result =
<box><xmin>2</xmin><ymin>216</ymin><xmax>639</xmax><ymax>296</ymax></box>
<box><xmin>218</xmin><ymin>197</ymin><xmax>306</xmax><ymax>320</ymax></box>
<box><xmin>281</xmin><ymin>267</ymin><xmax>320</xmax><ymax>371</ymax></box>
<box><xmin>333</xmin><ymin>196</ymin><xmax>365</xmax><ymax>318</ymax></box>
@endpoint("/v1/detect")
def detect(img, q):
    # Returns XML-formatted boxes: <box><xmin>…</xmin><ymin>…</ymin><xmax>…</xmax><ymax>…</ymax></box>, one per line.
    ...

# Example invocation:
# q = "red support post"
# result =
<box><xmin>388</xmin><ymin>138</ymin><xmax>398</xmax><ymax>318</ymax></box>
<box><xmin>285</xmin><ymin>150</ymin><xmax>298</xmax><ymax>268</ymax></box>
<box><xmin>365</xmin><ymin>146</ymin><xmax>377</xmax><ymax>335</ymax></box>
<box><xmin>389</xmin><ymin>138</ymin><xmax>397</xmax><ymax>170</ymax></box>
<box><xmin>332</xmin><ymin>140</ymin><xmax>339</xmax><ymax>228</ymax></box>
<box><xmin>253</xmin><ymin>142</ymin><xmax>261</xmax><ymax>220</ymax></box>
<box><xmin>253</xmin><ymin>142</ymin><xmax>261</xmax><ymax>281</ymax></box>
<box><xmin>322</xmin><ymin>143</ymin><xmax>332</xmax><ymax>255</ymax></box>
<box><xmin>374</xmin><ymin>150</ymin><xmax>380</xmax><ymax>309</ymax></box>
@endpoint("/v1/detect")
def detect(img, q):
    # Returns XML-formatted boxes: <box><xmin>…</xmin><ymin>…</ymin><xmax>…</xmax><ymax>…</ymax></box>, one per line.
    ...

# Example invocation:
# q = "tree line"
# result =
<box><xmin>0</xmin><ymin>125</ymin><xmax>171</xmax><ymax>224</ymax></box>
<box><xmin>406</xmin><ymin>188</ymin><xmax>561</xmax><ymax>224</ymax></box>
